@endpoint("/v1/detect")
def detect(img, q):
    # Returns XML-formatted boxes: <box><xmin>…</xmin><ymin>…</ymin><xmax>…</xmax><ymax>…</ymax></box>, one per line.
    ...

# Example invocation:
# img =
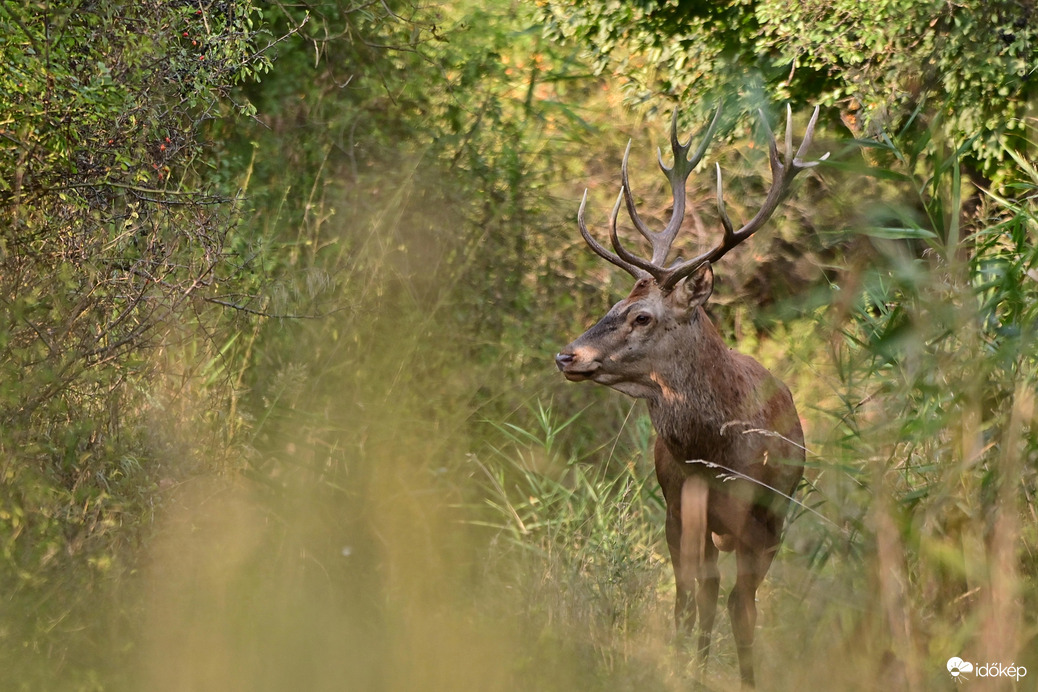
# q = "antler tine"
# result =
<box><xmin>795</xmin><ymin>106</ymin><xmax>828</xmax><ymax>167</ymax></box>
<box><xmin>610</xmin><ymin>187</ymin><xmax>665</xmax><ymax>280</ymax></box>
<box><xmin>715</xmin><ymin>162</ymin><xmax>735</xmax><ymax>241</ymax></box>
<box><xmin>678</xmin><ymin>103</ymin><xmax>724</xmax><ymax>172</ymax></box>
<box><xmin>620</xmin><ymin>140</ymin><xmax>657</xmax><ymax>245</ymax></box>
<box><xmin>658</xmin><ymin>105</ymin><xmax>829</xmax><ymax>292</ymax></box>
<box><xmin>621</xmin><ymin>105</ymin><xmax>723</xmax><ymax>267</ymax></box>
<box><xmin>784</xmin><ymin>105</ymin><xmax>794</xmax><ymax>167</ymax></box>
<box><xmin>652</xmin><ymin>162</ymin><xmax>734</xmax><ymax>288</ymax></box>
<box><xmin>577</xmin><ymin>189</ymin><xmax>650</xmax><ymax>280</ymax></box>
<box><xmin>759</xmin><ymin>109</ymin><xmax>779</xmax><ymax>172</ymax></box>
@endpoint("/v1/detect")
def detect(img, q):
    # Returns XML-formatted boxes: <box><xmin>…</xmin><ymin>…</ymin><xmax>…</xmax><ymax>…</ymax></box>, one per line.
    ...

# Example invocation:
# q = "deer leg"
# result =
<box><xmin>728</xmin><ymin>530</ymin><xmax>780</xmax><ymax>688</ymax></box>
<box><xmin>675</xmin><ymin>475</ymin><xmax>710</xmax><ymax>638</ymax></box>
<box><xmin>728</xmin><ymin>559</ymin><xmax>761</xmax><ymax>687</ymax></box>
<box><xmin>665</xmin><ymin>507</ymin><xmax>696</xmax><ymax>635</ymax></box>
<box><xmin>695</xmin><ymin>537</ymin><xmax>720</xmax><ymax>664</ymax></box>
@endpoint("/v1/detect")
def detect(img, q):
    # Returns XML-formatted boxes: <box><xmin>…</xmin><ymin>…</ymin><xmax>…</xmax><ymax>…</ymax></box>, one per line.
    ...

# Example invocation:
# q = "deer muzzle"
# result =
<box><xmin>555</xmin><ymin>350</ymin><xmax>599</xmax><ymax>381</ymax></box>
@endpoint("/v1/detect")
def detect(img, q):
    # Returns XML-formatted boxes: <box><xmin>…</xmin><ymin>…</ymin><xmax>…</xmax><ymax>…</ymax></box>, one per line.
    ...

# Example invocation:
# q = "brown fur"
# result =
<box><xmin>558</xmin><ymin>104</ymin><xmax>823</xmax><ymax>686</ymax></box>
<box><xmin>557</xmin><ymin>265</ymin><xmax>805</xmax><ymax>687</ymax></box>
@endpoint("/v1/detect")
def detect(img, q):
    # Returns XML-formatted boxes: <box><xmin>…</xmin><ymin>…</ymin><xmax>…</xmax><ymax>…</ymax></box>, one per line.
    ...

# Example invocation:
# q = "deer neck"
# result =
<box><xmin>645</xmin><ymin>308</ymin><xmax>743</xmax><ymax>457</ymax></box>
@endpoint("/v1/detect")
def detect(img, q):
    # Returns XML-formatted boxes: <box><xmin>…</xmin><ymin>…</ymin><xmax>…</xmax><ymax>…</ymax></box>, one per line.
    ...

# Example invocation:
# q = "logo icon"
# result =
<box><xmin>948</xmin><ymin>657</ymin><xmax>974</xmax><ymax>680</ymax></box>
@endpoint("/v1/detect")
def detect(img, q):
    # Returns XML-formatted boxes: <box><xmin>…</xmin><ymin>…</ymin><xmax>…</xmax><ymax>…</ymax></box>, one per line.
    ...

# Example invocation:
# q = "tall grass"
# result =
<box><xmin>466</xmin><ymin>126</ymin><xmax>1038</xmax><ymax>690</ymax></box>
<box><xmin>47</xmin><ymin>128</ymin><xmax>1034</xmax><ymax>692</ymax></box>
<box><xmin>762</xmin><ymin>132</ymin><xmax>1038</xmax><ymax>688</ymax></box>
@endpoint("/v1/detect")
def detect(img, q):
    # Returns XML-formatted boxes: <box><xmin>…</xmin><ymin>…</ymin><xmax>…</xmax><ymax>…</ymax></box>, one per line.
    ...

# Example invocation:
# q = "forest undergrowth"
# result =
<box><xmin>1</xmin><ymin>1</ymin><xmax>1036</xmax><ymax>690</ymax></box>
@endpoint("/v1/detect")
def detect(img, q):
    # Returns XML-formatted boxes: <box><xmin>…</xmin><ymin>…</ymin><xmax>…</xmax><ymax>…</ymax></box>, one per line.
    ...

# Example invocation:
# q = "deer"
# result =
<box><xmin>554</xmin><ymin>104</ymin><xmax>826</xmax><ymax>687</ymax></box>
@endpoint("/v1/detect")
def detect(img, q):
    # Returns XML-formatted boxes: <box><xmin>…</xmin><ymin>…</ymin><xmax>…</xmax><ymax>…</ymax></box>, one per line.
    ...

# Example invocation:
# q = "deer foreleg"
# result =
<box><xmin>666</xmin><ymin>508</ymin><xmax>696</xmax><ymax>635</ymax></box>
<box><xmin>695</xmin><ymin>542</ymin><xmax>720</xmax><ymax>662</ymax></box>
<box><xmin>673</xmin><ymin>476</ymin><xmax>710</xmax><ymax>638</ymax></box>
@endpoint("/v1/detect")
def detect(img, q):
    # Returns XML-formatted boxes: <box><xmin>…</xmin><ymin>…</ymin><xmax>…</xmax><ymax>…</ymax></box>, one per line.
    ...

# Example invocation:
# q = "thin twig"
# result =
<box><xmin>236</xmin><ymin>11</ymin><xmax>310</xmax><ymax>67</ymax></box>
<box><xmin>719</xmin><ymin>419</ymin><xmax>815</xmax><ymax>456</ymax></box>
<box><xmin>203</xmin><ymin>297</ymin><xmax>346</xmax><ymax>320</ymax></box>
<box><xmin>684</xmin><ymin>458</ymin><xmax>846</xmax><ymax>532</ymax></box>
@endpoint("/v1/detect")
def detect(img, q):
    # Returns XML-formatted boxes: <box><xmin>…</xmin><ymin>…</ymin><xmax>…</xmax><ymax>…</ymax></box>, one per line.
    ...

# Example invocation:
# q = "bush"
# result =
<box><xmin>0</xmin><ymin>1</ymin><xmax>272</xmax><ymax>685</ymax></box>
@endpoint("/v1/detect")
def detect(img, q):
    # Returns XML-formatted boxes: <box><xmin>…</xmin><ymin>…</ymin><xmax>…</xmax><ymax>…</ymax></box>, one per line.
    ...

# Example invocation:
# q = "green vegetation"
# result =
<box><xmin>0</xmin><ymin>0</ymin><xmax>1035</xmax><ymax>690</ymax></box>
<box><xmin>539</xmin><ymin>0</ymin><xmax>1037</xmax><ymax>180</ymax></box>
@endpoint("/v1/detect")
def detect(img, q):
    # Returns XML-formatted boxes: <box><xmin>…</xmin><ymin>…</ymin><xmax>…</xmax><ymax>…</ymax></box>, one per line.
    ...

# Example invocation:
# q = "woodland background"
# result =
<box><xmin>1</xmin><ymin>1</ymin><xmax>1036</xmax><ymax>690</ymax></box>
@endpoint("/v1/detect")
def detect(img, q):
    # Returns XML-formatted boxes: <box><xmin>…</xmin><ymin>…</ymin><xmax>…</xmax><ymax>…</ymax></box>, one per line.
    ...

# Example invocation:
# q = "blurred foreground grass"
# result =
<box><xmin>6</xmin><ymin>136</ymin><xmax>1038</xmax><ymax>692</ymax></box>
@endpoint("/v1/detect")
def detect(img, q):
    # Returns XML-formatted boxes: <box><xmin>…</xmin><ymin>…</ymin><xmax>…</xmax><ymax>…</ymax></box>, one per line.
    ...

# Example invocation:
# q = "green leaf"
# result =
<box><xmin>858</xmin><ymin>226</ymin><xmax>939</xmax><ymax>240</ymax></box>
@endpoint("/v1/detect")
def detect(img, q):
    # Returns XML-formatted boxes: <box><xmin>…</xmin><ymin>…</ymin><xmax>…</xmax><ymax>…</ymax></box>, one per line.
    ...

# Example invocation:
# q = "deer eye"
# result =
<box><xmin>632</xmin><ymin>313</ymin><xmax>652</xmax><ymax>327</ymax></box>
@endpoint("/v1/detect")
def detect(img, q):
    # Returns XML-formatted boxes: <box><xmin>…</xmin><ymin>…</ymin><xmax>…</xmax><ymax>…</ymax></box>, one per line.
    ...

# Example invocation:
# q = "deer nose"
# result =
<box><xmin>555</xmin><ymin>352</ymin><xmax>575</xmax><ymax>371</ymax></box>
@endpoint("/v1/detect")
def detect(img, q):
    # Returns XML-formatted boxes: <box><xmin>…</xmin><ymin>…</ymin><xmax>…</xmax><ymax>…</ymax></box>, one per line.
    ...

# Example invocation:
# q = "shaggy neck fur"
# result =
<box><xmin>644</xmin><ymin>307</ymin><xmax>748</xmax><ymax>461</ymax></box>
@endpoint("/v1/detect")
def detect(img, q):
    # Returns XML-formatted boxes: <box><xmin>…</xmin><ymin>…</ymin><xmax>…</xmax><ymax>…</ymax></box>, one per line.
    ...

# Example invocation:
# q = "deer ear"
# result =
<box><xmin>669</xmin><ymin>263</ymin><xmax>714</xmax><ymax>314</ymax></box>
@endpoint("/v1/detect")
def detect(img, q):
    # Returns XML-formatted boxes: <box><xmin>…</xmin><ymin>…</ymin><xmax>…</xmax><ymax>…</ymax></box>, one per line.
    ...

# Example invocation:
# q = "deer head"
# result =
<box><xmin>555</xmin><ymin>105</ymin><xmax>827</xmax><ymax>400</ymax></box>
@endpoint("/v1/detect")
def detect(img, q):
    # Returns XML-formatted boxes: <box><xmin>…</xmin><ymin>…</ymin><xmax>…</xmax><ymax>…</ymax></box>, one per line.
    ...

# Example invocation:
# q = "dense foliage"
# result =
<box><xmin>0</xmin><ymin>0</ymin><xmax>1036</xmax><ymax>689</ymax></box>
<box><xmin>539</xmin><ymin>0</ymin><xmax>1037</xmax><ymax>180</ymax></box>
<box><xmin>0</xmin><ymin>1</ymin><xmax>274</xmax><ymax>683</ymax></box>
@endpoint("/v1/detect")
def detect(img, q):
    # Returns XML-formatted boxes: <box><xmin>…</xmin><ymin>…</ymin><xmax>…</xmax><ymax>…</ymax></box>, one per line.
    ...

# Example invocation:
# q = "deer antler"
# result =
<box><xmin>618</xmin><ymin>106</ymin><xmax>723</xmax><ymax>270</ymax></box>
<box><xmin>577</xmin><ymin>106</ymin><xmax>721</xmax><ymax>281</ymax></box>
<box><xmin>577</xmin><ymin>104</ymin><xmax>829</xmax><ymax>292</ymax></box>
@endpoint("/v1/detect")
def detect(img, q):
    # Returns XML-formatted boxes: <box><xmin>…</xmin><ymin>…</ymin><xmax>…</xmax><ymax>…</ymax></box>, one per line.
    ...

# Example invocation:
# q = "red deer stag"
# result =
<box><xmin>555</xmin><ymin>105</ymin><xmax>825</xmax><ymax>687</ymax></box>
